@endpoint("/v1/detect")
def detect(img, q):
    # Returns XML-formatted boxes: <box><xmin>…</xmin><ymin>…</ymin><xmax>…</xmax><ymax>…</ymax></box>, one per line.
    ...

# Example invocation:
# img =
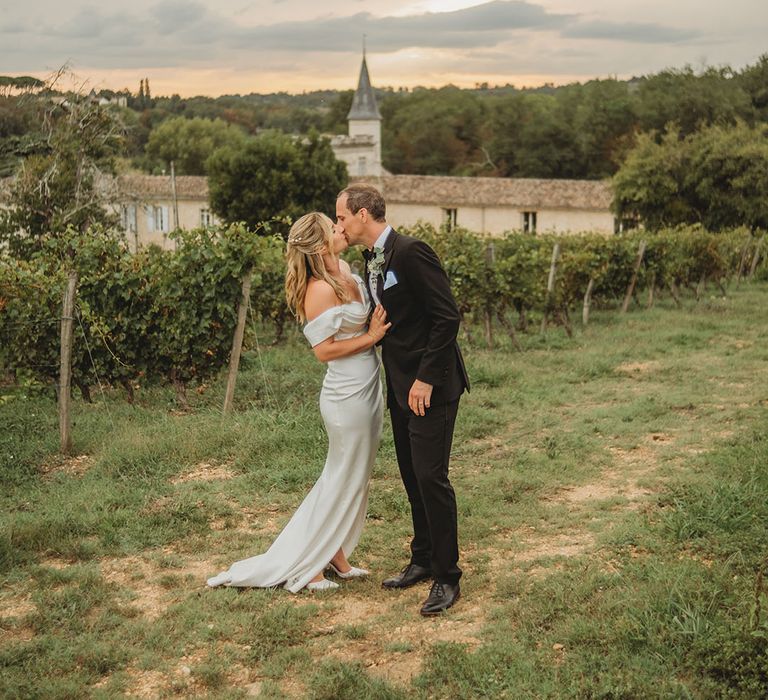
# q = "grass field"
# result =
<box><xmin>2</xmin><ymin>283</ymin><xmax>768</xmax><ymax>699</ymax></box>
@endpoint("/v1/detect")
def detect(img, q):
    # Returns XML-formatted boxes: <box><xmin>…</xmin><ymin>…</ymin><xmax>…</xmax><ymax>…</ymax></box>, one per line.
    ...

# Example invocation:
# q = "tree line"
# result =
<box><xmin>2</xmin><ymin>56</ymin><xmax>767</xmax><ymax>181</ymax></box>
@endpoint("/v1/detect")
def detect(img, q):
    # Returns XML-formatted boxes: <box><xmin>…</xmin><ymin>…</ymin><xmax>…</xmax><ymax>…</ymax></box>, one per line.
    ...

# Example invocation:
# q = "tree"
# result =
<box><xmin>0</xmin><ymin>88</ymin><xmax>126</xmax><ymax>258</ymax></box>
<box><xmin>566</xmin><ymin>79</ymin><xmax>638</xmax><ymax>178</ymax></box>
<box><xmin>382</xmin><ymin>87</ymin><xmax>487</xmax><ymax>175</ymax></box>
<box><xmin>489</xmin><ymin>93</ymin><xmax>581</xmax><ymax>178</ymax></box>
<box><xmin>322</xmin><ymin>90</ymin><xmax>354</xmax><ymax>134</ymax></box>
<box><xmin>685</xmin><ymin>122</ymin><xmax>768</xmax><ymax>231</ymax></box>
<box><xmin>0</xmin><ymin>90</ymin><xmax>45</xmax><ymax>176</ymax></box>
<box><xmin>636</xmin><ymin>66</ymin><xmax>752</xmax><ymax>137</ymax></box>
<box><xmin>144</xmin><ymin>116</ymin><xmax>247</xmax><ymax>175</ymax></box>
<box><xmin>613</xmin><ymin>122</ymin><xmax>768</xmax><ymax>231</ymax></box>
<box><xmin>612</xmin><ymin>130</ymin><xmax>692</xmax><ymax>230</ymax></box>
<box><xmin>207</xmin><ymin>129</ymin><xmax>347</xmax><ymax>230</ymax></box>
<box><xmin>0</xmin><ymin>75</ymin><xmax>45</xmax><ymax>98</ymax></box>
<box><xmin>738</xmin><ymin>54</ymin><xmax>768</xmax><ymax>122</ymax></box>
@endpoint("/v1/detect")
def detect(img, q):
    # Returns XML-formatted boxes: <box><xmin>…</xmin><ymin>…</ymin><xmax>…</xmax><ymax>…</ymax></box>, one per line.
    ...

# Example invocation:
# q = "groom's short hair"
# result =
<box><xmin>339</xmin><ymin>184</ymin><xmax>386</xmax><ymax>222</ymax></box>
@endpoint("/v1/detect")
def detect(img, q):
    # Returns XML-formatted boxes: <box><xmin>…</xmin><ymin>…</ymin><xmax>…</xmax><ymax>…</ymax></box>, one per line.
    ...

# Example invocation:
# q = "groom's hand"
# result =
<box><xmin>408</xmin><ymin>380</ymin><xmax>433</xmax><ymax>416</ymax></box>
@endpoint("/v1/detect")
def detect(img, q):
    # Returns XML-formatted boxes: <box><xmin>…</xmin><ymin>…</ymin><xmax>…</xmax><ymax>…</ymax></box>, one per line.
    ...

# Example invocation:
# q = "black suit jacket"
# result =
<box><xmin>365</xmin><ymin>230</ymin><xmax>470</xmax><ymax>411</ymax></box>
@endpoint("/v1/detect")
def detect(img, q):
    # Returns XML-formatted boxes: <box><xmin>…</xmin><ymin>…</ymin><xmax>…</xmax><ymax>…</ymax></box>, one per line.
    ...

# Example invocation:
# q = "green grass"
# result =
<box><xmin>2</xmin><ymin>283</ymin><xmax>768</xmax><ymax>698</ymax></box>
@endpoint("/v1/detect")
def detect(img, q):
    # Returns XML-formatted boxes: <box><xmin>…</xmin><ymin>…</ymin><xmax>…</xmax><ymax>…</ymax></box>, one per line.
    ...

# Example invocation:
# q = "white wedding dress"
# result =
<box><xmin>207</xmin><ymin>276</ymin><xmax>383</xmax><ymax>593</ymax></box>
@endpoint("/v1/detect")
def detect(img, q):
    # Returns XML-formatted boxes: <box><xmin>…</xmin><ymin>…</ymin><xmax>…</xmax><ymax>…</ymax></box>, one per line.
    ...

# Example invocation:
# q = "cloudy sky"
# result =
<box><xmin>2</xmin><ymin>0</ymin><xmax>766</xmax><ymax>96</ymax></box>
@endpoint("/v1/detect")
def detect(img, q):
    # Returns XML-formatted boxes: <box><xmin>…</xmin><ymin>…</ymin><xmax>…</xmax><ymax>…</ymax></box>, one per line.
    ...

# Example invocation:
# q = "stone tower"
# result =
<box><xmin>331</xmin><ymin>53</ymin><xmax>384</xmax><ymax>177</ymax></box>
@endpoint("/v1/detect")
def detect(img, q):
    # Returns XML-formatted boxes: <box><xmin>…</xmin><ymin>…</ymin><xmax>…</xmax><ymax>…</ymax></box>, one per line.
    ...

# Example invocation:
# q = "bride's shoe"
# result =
<box><xmin>306</xmin><ymin>578</ymin><xmax>340</xmax><ymax>592</ymax></box>
<box><xmin>328</xmin><ymin>563</ymin><xmax>370</xmax><ymax>579</ymax></box>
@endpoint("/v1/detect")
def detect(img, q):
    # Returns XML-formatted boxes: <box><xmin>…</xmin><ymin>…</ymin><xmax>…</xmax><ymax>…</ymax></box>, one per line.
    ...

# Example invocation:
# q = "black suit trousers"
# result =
<box><xmin>389</xmin><ymin>398</ymin><xmax>462</xmax><ymax>585</ymax></box>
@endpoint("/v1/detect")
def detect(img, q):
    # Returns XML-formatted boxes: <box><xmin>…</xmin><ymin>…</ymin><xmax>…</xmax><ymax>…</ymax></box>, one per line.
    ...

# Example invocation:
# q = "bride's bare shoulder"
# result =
<box><xmin>304</xmin><ymin>278</ymin><xmax>340</xmax><ymax>321</ymax></box>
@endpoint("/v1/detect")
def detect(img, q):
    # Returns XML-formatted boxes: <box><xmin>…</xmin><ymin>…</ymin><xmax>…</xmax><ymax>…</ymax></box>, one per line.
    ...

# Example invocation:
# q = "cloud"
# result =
<box><xmin>562</xmin><ymin>20</ymin><xmax>699</xmax><ymax>44</ymax></box>
<box><xmin>151</xmin><ymin>0</ymin><xmax>208</xmax><ymax>34</ymax></box>
<box><xmin>0</xmin><ymin>0</ymin><xmax>700</xmax><ymax>58</ymax></box>
<box><xmin>227</xmin><ymin>1</ymin><xmax>573</xmax><ymax>53</ymax></box>
<box><xmin>0</xmin><ymin>0</ymin><xmax>718</xmax><ymax>89</ymax></box>
<box><xmin>0</xmin><ymin>20</ymin><xmax>30</xmax><ymax>33</ymax></box>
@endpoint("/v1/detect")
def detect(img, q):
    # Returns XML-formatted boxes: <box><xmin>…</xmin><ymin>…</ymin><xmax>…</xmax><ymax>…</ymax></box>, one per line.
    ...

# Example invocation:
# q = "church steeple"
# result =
<box><xmin>332</xmin><ymin>48</ymin><xmax>384</xmax><ymax>177</ymax></box>
<box><xmin>347</xmin><ymin>55</ymin><xmax>381</xmax><ymax>121</ymax></box>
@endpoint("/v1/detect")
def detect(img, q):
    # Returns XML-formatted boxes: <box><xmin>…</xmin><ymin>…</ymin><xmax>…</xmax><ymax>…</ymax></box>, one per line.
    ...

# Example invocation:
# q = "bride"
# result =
<box><xmin>206</xmin><ymin>212</ymin><xmax>390</xmax><ymax>592</ymax></box>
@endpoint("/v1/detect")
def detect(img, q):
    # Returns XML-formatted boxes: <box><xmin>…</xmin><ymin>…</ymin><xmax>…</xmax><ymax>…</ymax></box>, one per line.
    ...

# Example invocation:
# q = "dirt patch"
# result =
<box><xmin>614</xmin><ymin>361</ymin><xmax>660</xmax><ymax>375</ymax></box>
<box><xmin>100</xmin><ymin>556</ymin><xmax>171</xmax><ymax>621</ymax></box>
<box><xmin>648</xmin><ymin>432</ymin><xmax>675</xmax><ymax>445</ymax></box>
<box><xmin>74</xmin><ymin>551</ymin><xmax>218</xmax><ymax>621</ymax></box>
<box><xmin>558</xmin><ymin>481</ymin><xmax>619</xmax><ymax>504</ymax></box>
<box><xmin>515</xmin><ymin>531</ymin><xmax>596</xmax><ymax>561</ymax></box>
<box><xmin>321</xmin><ymin>595</ymin><xmax>393</xmax><ymax>629</ymax></box>
<box><xmin>121</xmin><ymin>668</ymin><xmax>168</xmax><ymax>698</ymax></box>
<box><xmin>1</xmin><ymin>594</ymin><xmax>36</xmax><ymax>642</ymax></box>
<box><xmin>40</xmin><ymin>555</ymin><xmax>72</xmax><ymax>570</ymax></box>
<box><xmin>552</xmin><ymin>440</ymin><xmax>661</xmax><ymax>509</ymax></box>
<box><xmin>306</xmin><ymin>589</ymin><xmax>484</xmax><ymax>687</ymax></box>
<box><xmin>171</xmin><ymin>462</ymin><xmax>236</xmax><ymax>485</ymax></box>
<box><xmin>519</xmin><ymin>433</ymin><xmax>673</xmax><ymax>564</ymax></box>
<box><xmin>1</xmin><ymin>595</ymin><xmax>36</xmax><ymax>620</ymax></box>
<box><xmin>39</xmin><ymin>454</ymin><xmax>94</xmax><ymax>479</ymax></box>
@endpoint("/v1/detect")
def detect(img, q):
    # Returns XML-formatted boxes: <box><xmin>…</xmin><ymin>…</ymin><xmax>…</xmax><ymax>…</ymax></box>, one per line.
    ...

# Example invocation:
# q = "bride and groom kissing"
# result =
<box><xmin>207</xmin><ymin>183</ymin><xmax>470</xmax><ymax>616</ymax></box>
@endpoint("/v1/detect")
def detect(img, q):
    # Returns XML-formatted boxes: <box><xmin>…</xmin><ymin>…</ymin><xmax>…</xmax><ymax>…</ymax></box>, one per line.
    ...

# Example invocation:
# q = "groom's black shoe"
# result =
<box><xmin>382</xmin><ymin>563</ymin><xmax>432</xmax><ymax>589</ymax></box>
<box><xmin>420</xmin><ymin>581</ymin><xmax>460</xmax><ymax>616</ymax></box>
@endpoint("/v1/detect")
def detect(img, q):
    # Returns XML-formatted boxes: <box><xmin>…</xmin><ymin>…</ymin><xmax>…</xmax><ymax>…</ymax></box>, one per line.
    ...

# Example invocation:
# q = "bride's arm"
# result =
<box><xmin>312</xmin><ymin>306</ymin><xmax>388</xmax><ymax>362</ymax></box>
<box><xmin>305</xmin><ymin>282</ymin><xmax>390</xmax><ymax>363</ymax></box>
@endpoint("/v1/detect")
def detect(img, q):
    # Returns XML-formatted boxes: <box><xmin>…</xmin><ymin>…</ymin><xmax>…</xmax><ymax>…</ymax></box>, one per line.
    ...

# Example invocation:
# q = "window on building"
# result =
<box><xmin>154</xmin><ymin>206</ymin><xmax>169</xmax><ymax>233</ymax></box>
<box><xmin>522</xmin><ymin>211</ymin><xmax>537</xmax><ymax>234</ymax></box>
<box><xmin>121</xmin><ymin>204</ymin><xmax>137</xmax><ymax>234</ymax></box>
<box><xmin>613</xmin><ymin>216</ymin><xmax>639</xmax><ymax>234</ymax></box>
<box><xmin>443</xmin><ymin>208</ymin><xmax>457</xmax><ymax>231</ymax></box>
<box><xmin>145</xmin><ymin>205</ymin><xmax>170</xmax><ymax>233</ymax></box>
<box><xmin>200</xmin><ymin>208</ymin><xmax>214</xmax><ymax>228</ymax></box>
<box><xmin>357</xmin><ymin>156</ymin><xmax>367</xmax><ymax>175</ymax></box>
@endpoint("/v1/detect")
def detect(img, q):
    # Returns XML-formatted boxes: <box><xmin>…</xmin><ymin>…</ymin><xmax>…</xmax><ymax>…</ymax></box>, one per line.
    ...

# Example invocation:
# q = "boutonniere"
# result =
<box><xmin>368</xmin><ymin>246</ymin><xmax>385</xmax><ymax>277</ymax></box>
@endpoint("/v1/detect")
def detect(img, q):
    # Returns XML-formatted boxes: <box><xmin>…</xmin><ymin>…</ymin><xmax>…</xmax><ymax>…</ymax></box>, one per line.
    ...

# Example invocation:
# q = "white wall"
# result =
<box><xmin>348</xmin><ymin>119</ymin><xmax>382</xmax><ymax>167</ymax></box>
<box><xmin>114</xmin><ymin>198</ymin><xmax>218</xmax><ymax>250</ymax></box>
<box><xmin>386</xmin><ymin>202</ymin><xmax>615</xmax><ymax>236</ymax></box>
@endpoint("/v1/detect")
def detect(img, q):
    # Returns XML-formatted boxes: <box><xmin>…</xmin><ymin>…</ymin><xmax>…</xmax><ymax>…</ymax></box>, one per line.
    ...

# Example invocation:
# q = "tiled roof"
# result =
<box><xmin>355</xmin><ymin>174</ymin><xmax>613</xmax><ymax>211</ymax></box>
<box><xmin>116</xmin><ymin>174</ymin><xmax>209</xmax><ymax>200</ymax></box>
<box><xmin>3</xmin><ymin>173</ymin><xmax>612</xmax><ymax>212</ymax></box>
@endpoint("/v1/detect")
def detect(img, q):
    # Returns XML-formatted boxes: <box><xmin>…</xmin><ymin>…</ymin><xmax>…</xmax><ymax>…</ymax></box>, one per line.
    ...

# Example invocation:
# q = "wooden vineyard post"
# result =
<box><xmin>646</xmin><ymin>271</ymin><xmax>656</xmax><ymax>308</ymax></box>
<box><xmin>621</xmin><ymin>240</ymin><xmax>646</xmax><ymax>313</ymax></box>
<box><xmin>695</xmin><ymin>273</ymin><xmax>707</xmax><ymax>301</ymax></box>
<box><xmin>736</xmin><ymin>241</ymin><xmax>751</xmax><ymax>285</ymax></box>
<box><xmin>223</xmin><ymin>270</ymin><xmax>253</xmax><ymax>415</ymax></box>
<box><xmin>484</xmin><ymin>241</ymin><xmax>495</xmax><ymax>348</ymax></box>
<box><xmin>59</xmin><ymin>270</ymin><xmax>78</xmax><ymax>453</ymax></box>
<box><xmin>582</xmin><ymin>278</ymin><xmax>595</xmax><ymax>326</ymax></box>
<box><xmin>495</xmin><ymin>311</ymin><xmax>523</xmax><ymax>352</ymax></box>
<box><xmin>540</xmin><ymin>243</ymin><xmax>560</xmax><ymax>334</ymax></box>
<box><xmin>749</xmin><ymin>236</ymin><xmax>764</xmax><ymax>278</ymax></box>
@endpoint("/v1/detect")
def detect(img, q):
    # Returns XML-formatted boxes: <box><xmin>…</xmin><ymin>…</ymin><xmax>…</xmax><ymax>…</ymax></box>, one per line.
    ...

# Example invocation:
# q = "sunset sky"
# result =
<box><xmin>2</xmin><ymin>0</ymin><xmax>766</xmax><ymax>96</ymax></box>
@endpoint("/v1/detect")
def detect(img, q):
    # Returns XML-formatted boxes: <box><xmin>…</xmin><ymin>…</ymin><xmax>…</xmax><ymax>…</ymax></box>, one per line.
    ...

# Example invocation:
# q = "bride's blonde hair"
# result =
<box><xmin>285</xmin><ymin>212</ymin><xmax>350</xmax><ymax>323</ymax></box>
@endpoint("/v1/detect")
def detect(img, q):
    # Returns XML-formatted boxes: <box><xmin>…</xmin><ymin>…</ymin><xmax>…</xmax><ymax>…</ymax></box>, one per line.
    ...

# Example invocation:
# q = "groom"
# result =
<box><xmin>336</xmin><ymin>184</ymin><xmax>469</xmax><ymax>615</ymax></box>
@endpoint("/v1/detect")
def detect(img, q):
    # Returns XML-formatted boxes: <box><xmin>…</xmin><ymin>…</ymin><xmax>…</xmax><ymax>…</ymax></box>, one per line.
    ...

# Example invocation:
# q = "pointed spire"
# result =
<box><xmin>347</xmin><ymin>52</ymin><xmax>381</xmax><ymax>121</ymax></box>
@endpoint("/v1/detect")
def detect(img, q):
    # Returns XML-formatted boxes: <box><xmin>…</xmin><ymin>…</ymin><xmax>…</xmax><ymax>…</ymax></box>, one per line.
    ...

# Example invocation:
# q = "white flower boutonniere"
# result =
<box><xmin>368</xmin><ymin>246</ymin><xmax>385</xmax><ymax>277</ymax></box>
